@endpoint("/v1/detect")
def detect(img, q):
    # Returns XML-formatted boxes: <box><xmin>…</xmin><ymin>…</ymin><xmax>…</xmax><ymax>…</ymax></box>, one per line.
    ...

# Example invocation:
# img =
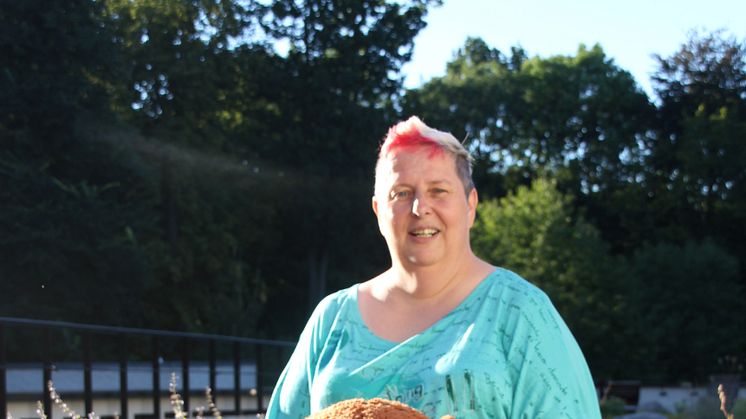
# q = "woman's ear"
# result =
<box><xmin>372</xmin><ymin>195</ymin><xmax>379</xmax><ymax>217</ymax></box>
<box><xmin>467</xmin><ymin>188</ymin><xmax>478</xmax><ymax>227</ymax></box>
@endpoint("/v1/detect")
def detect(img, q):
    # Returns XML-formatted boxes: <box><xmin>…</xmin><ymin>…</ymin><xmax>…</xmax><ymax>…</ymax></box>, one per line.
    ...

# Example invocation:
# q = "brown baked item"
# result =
<box><xmin>307</xmin><ymin>397</ymin><xmax>455</xmax><ymax>419</ymax></box>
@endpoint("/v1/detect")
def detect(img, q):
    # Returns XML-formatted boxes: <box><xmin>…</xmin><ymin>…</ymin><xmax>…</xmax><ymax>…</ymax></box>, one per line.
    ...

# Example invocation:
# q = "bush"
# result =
<box><xmin>732</xmin><ymin>397</ymin><xmax>746</xmax><ymax>417</ymax></box>
<box><xmin>601</xmin><ymin>396</ymin><xmax>627</xmax><ymax>418</ymax></box>
<box><xmin>667</xmin><ymin>396</ymin><xmax>727</xmax><ymax>419</ymax></box>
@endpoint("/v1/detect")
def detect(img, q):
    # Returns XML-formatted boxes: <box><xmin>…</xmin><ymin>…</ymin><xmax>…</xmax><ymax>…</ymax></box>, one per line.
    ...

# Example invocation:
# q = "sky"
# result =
<box><xmin>401</xmin><ymin>0</ymin><xmax>746</xmax><ymax>97</ymax></box>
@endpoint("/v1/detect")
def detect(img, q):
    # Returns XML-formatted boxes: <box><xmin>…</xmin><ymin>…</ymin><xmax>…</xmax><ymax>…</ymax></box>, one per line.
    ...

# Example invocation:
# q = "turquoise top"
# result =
<box><xmin>266</xmin><ymin>268</ymin><xmax>601</xmax><ymax>418</ymax></box>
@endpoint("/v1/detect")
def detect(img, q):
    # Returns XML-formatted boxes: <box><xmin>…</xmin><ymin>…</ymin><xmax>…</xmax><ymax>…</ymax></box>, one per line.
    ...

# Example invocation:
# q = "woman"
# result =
<box><xmin>266</xmin><ymin>117</ymin><xmax>601</xmax><ymax>418</ymax></box>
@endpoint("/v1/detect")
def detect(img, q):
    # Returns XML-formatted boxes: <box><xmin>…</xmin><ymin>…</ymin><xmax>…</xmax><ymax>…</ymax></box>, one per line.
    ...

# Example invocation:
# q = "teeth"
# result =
<box><xmin>412</xmin><ymin>229</ymin><xmax>438</xmax><ymax>237</ymax></box>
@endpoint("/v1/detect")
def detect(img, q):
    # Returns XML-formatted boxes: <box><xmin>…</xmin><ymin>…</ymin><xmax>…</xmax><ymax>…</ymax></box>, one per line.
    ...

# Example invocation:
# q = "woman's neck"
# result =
<box><xmin>381</xmin><ymin>253</ymin><xmax>489</xmax><ymax>302</ymax></box>
<box><xmin>359</xmin><ymin>256</ymin><xmax>495</xmax><ymax>342</ymax></box>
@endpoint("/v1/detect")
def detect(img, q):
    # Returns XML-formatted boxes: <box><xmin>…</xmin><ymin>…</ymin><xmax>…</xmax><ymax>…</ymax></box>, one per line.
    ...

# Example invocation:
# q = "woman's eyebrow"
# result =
<box><xmin>390</xmin><ymin>179</ymin><xmax>452</xmax><ymax>189</ymax></box>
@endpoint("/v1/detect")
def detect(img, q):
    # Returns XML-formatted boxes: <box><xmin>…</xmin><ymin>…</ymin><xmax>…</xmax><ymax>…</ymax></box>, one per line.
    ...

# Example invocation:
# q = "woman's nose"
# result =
<box><xmin>411</xmin><ymin>195</ymin><xmax>431</xmax><ymax>217</ymax></box>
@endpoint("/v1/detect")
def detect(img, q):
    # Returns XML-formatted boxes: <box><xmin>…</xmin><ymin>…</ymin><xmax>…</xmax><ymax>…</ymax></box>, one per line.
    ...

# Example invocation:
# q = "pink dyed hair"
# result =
<box><xmin>375</xmin><ymin>116</ymin><xmax>474</xmax><ymax>194</ymax></box>
<box><xmin>379</xmin><ymin>119</ymin><xmax>443</xmax><ymax>158</ymax></box>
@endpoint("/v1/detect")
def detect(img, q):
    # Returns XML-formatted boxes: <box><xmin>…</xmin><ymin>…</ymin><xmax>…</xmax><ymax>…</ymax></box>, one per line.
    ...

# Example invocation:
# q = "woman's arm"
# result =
<box><xmin>265</xmin><ymin>338</ymin><xmax>314</xmax><ymax>419</ymax></box>
<box><xmin>266</xmin><ymin>293</ymin><xmax>342</xmax><ymax>419</ymax></box>
<box><xmin>506</xmin><ymin>291</ymin><xmax>602</xmax><ymax>418</ymax></box>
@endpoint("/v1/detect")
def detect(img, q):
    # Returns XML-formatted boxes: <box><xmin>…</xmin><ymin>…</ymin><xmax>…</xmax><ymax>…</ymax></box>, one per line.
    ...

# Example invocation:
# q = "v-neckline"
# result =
<box><xmin>352</xmin><ymin>269</ymin><xmax>498</xmax><ymax>345</ymax></box>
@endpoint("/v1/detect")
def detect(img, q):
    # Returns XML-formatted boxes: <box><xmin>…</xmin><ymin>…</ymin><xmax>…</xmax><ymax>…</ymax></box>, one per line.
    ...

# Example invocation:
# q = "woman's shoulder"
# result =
<box><xmin>296</xmin><ymin>284</ymin><xmax>361</xmax><ymax>347</ymax></box>
<box><xmin>485</xmin><ymin>267</ymin><xmax>570</xmax><ymax>337</ymax></box>
<box><xmin>485</xmin><ymin>267</ymin><xmax>550</xmax><ymax>301</ymax></box>
<box><xmin>313</xmin><ymin>284</ymin><xmax>358</xmax><ymax>315</ymax></box>
<box><xmin>481</xmin><ymin>267</ymin><xmax>562</xmax><ymax>324</ymax></box>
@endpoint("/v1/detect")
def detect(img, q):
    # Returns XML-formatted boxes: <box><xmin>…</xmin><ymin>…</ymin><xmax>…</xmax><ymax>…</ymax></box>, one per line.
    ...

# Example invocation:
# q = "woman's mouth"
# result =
<box><xmin>410</xmin><ymin>228</ymin><xmax>440</xmax><ymax>238</ymax></box>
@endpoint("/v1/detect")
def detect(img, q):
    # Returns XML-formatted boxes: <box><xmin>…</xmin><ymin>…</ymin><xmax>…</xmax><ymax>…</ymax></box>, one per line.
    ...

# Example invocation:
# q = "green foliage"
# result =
<box><xmin>647</xmin><ymin>29</ymin><xmax>746</xmax><ymax>263</ymax></box>
<box><xmin>652</xmin><ymin>29</ymin><xmax>746</xmax><ymax>132</ymax></box>
<box><xmin>0</xmin><ymin>0</ymin><xmax>155</xmax><ymax>326</ymax></box>
<box><xmin>734</xmin><ymin>398</ymin><xmax>746</xmax><ymax>418</ymax></box>
<box><xmin>600</xmin><ymin>396</ymin><xmax>627</xmax><ymax>419</ymax></box>
<box><xmin>403</xmin><ymin>39</ymin><xmax>655</xmax><ymax>199</ymax></box>
<box><xmin>0</xmin><ymin>121</ymin><xmax>159</xmax><ymax>327</ymax></box>
<box><xmin>0</xmin><ymin>0</ymin><xmax>118</xmax><ymax>126</ymax></box>
<box><xmin>0</xmin><ymin>0</ymin><xmax>435</xmax><ymax>341</ymax></box>
<box><xmin>623</xmin><ymin>240</ymin><xmax>745</xmax><ymax>381</ymax></box>
<box><xmin>667</xmin><ymin>396</ymin><xmax>727</xmax><ymax>419</ymax></box>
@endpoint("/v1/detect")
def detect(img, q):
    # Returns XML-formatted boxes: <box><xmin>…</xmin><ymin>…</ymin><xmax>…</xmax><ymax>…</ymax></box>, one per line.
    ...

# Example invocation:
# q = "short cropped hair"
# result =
<box><xmin>375</xmin><ymin>116</ymin><xmax>474</xmax><ymax>195</ymax></box>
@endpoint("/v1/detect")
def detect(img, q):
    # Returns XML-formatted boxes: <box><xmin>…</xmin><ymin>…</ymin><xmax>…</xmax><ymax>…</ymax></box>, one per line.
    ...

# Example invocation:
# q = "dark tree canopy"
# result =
<box><xmin>1</xmin><ymin>0</ymin><xmax>743</xmax><ymax>383</ymax></box>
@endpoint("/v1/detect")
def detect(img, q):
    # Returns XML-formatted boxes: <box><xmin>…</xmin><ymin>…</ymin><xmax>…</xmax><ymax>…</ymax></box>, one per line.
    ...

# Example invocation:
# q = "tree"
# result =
<box><xmin>100</xmin><ymin>0</ymin><xmax>264</xmax><ymax>130</ymax></box>
<box><xmin>72</xmin><ymin>0</ymin><xmax>298</xmax><ymax>335</ymax></box>
<box><xmin>259</xmin><ymin>0</ymin><xmax>438</xmax><ymax>173</ymax></box>
<box><xmin>623</xmin><ymin>240</ymin><xmax>745</xmax><ymax>381</ymax></box>
<box><xmin>0</xmin><ymin>0</ymin><xmax>279</xmax><ymax>336</ymax></box>
<box><xmin>403</xmin><ymin>39</ymin><xmax>654</xmax><ymax>198</ymax></box>
<box><xmin>0</xmin><ymin>0</ymin><xmax>158</xmax><ymax>327</ymax></box>
<box><xmin>652</xmin><ymin>29</ymin><xmax>746</xmax><ymax>137</ymax></box>
<box><xmin>401</xmin><ymin>38</ymin><xmax>524</xmax><ymax>197</ymax></box>
<box><xmin>649</xmin><ymin>30</ymin><xmax>746</xmax><ymax>258</ymax></box>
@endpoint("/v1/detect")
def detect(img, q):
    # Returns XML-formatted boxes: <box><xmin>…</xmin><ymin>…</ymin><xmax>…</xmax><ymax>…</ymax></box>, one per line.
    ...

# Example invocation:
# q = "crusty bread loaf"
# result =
<box><xmin>307</xmin><ymin>397</ymin><xmax>454</xmax><ymax>419</ymax></box>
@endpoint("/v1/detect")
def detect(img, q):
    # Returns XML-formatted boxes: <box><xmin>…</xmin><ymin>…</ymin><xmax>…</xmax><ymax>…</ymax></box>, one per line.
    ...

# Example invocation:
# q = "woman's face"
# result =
<box><xmin>372</xmin><ymin>146</ymin><xmax>477</xmax><ymax>271</ymax></box>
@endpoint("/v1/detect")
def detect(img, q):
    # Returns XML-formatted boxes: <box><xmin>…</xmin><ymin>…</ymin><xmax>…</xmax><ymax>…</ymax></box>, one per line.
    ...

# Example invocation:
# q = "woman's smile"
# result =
<box><xmin>409</xmin><ymin>227</ymin><xmax>440</xmax><ymax>238</ymax></box>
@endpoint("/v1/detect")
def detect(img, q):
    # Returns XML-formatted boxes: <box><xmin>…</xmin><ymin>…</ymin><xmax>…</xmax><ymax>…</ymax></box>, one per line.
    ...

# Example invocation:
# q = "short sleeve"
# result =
<box><xmin>505</xmin><ymin>288</ymin><xmax>601</xmax><ymax>418</ymax></box>
<box><xmin>265</xmin><ymin>294</ymin><xmax>342</xmax><ymax>419</ymax></box>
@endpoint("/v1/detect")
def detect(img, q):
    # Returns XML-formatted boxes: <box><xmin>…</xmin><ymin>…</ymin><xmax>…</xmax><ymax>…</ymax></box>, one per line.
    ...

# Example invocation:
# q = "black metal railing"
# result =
<box><xmin>0</xmin><ymin>317</ymin><xmax>296</xmax><ymax>419</ymax></box>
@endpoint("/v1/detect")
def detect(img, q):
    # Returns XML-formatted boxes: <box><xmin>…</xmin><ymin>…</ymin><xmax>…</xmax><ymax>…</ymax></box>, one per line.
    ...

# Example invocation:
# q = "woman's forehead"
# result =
<box><xmin>378</xmin><ymin>147</ymin><xmax>458</xmax><ymax>177</ymax></box>
<box><xmin>381</xmin><ymin>142</ymin><xmax>445</xmax><ymax>161</ymax></box>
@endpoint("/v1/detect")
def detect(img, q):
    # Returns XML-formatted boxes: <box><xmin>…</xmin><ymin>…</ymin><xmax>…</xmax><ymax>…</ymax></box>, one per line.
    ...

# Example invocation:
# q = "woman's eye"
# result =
<box><xmin>391</xmin><ymin>190</ymin><xmax>411</xmax><ymax>200</ymax></box>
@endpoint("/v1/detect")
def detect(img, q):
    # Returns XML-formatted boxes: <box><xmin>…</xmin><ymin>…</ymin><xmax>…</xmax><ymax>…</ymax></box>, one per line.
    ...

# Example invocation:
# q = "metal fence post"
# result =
<box><xmin>233</xmin><ymin>341</ymin><xmax>241</xmax><ymax>414</ymax></box>
<box><xmin>0</xmin><ymin>323</ymin><xmax>6</xmax><ymax>419</ymax></box>
<box><xmin>256</xmin><ymin>344</ymin><xmax>264</xmax><ymax>412</ymax></box>
<box><xmin>119</xmin><ymin>334</ymin><xmax>128</xmax><ymax>419</ymax></box>
<box><xmin>42</xmin><ymin>328</ymin><xmax>52</xmax><ymax>419</ymax></box>
<box><xmin>181</xmin><ymin>337</ymin><xmax>190</xmax><ymax>416</ymax></box>
<box><xmin>152</xmin><ymin>336</ymin><xmax>161</xmax><ymax>419</ymax></box>
<box><xmin>83</xmin><ymin>331</ymin><xmax>93</xmax><ymax>415</ymax></box>
<box><xmin>209</xmin><ymin>340</ymin><xmax>217</xmax><ymax>406</ymax></box>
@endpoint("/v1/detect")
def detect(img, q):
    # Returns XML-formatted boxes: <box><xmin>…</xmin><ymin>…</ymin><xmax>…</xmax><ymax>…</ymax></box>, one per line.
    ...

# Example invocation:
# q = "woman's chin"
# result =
<box><xmin>403</xmin><ymin>254</ymin><xmax>444</xmax><ymax>269</ymax></box>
